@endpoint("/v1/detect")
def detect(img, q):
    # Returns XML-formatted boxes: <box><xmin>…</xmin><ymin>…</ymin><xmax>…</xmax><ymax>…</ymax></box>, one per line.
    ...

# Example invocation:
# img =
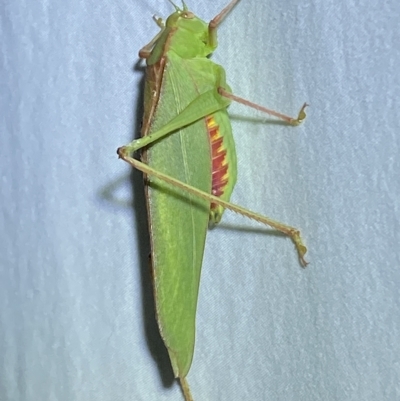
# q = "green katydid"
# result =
<box><xmin>118</xmin><ymin>0</ymin><xmax>308</xmax><ymax>399</ymax></box>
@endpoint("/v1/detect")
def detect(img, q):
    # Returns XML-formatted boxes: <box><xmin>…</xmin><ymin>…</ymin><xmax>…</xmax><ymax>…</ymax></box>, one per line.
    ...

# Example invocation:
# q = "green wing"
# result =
<box><xmin>145</xmin><ymin>53</ymin><xmax>223</xmax><ymax>378</ymax></box>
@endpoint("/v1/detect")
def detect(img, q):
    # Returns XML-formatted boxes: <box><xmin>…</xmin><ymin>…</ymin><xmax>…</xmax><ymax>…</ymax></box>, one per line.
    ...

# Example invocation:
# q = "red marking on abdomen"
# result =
<box><xmin>206</xmin><ymin>116</ymin><xmax>229</xmax><ymax>200</ymax></box>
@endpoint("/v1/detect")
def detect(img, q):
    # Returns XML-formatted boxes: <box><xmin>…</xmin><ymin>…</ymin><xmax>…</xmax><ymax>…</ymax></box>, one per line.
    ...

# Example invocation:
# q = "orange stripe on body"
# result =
<box><xmin>206</xmin><ymin>116</ymin><xmax>230</xmax><ymax>206</ymax></box>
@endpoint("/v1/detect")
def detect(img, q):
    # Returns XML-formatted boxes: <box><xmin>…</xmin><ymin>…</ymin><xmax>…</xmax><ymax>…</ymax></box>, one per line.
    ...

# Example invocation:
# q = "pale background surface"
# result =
<box><xmin>1</xmin><ymin>0</ymin><xmax>399</xmax><ymax>400</ymax></box>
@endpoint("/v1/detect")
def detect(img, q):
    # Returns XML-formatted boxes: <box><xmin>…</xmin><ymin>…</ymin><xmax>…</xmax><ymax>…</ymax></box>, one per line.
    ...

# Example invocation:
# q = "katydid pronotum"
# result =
<box><xmin>117</xmin><ymin>0</ymin><xmax>308</xmax><ymax>400</ymax></box>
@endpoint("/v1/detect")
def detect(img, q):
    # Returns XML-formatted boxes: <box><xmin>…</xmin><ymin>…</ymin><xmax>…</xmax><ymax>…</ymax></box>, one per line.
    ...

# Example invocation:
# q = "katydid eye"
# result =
<box><xmin>181</xmin><ymin>11</ymin><xmax>194</xmax><ymax>19</ymax></box>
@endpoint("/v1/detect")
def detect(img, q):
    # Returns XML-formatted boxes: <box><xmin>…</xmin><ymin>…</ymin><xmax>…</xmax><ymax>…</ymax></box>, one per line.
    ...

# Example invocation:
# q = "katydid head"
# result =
<box><xmin>165</xmin><ymin>9</ymin><xmax>196</xmax><ymax>29</ymax></box>
<box><xmin>164</xmin><ymin>0</ymin><xmax>198</xmax><ymax>29</ymax></box>
<box><xmin>147</xmin><ymin>2</ymin><xmax>220</xmax><ymax>65</ymax></box>
<box><xmin>162</xmin><ymin>4</ymin><xmax>216</xmax><ymax>59</ymax></box>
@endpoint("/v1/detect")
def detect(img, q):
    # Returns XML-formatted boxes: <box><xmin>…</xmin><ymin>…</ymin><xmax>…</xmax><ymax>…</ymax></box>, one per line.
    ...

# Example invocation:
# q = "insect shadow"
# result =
<box><xmin>211</xmin><ymin>223</ymin><xmax>288</xmax><ymax>238</ymax></box>
<box><xmin>229</xmin><ymin>113</ymin><xmax>292</xmax><ymax>126</ymax></box>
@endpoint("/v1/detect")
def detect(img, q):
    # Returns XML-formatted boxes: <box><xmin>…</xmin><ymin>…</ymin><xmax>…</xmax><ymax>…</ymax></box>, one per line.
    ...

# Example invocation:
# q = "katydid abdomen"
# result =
<box><xmin>206</xmin><ymin>112</ymin><xmax>237</xmax><ymax>224</ymax></box>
